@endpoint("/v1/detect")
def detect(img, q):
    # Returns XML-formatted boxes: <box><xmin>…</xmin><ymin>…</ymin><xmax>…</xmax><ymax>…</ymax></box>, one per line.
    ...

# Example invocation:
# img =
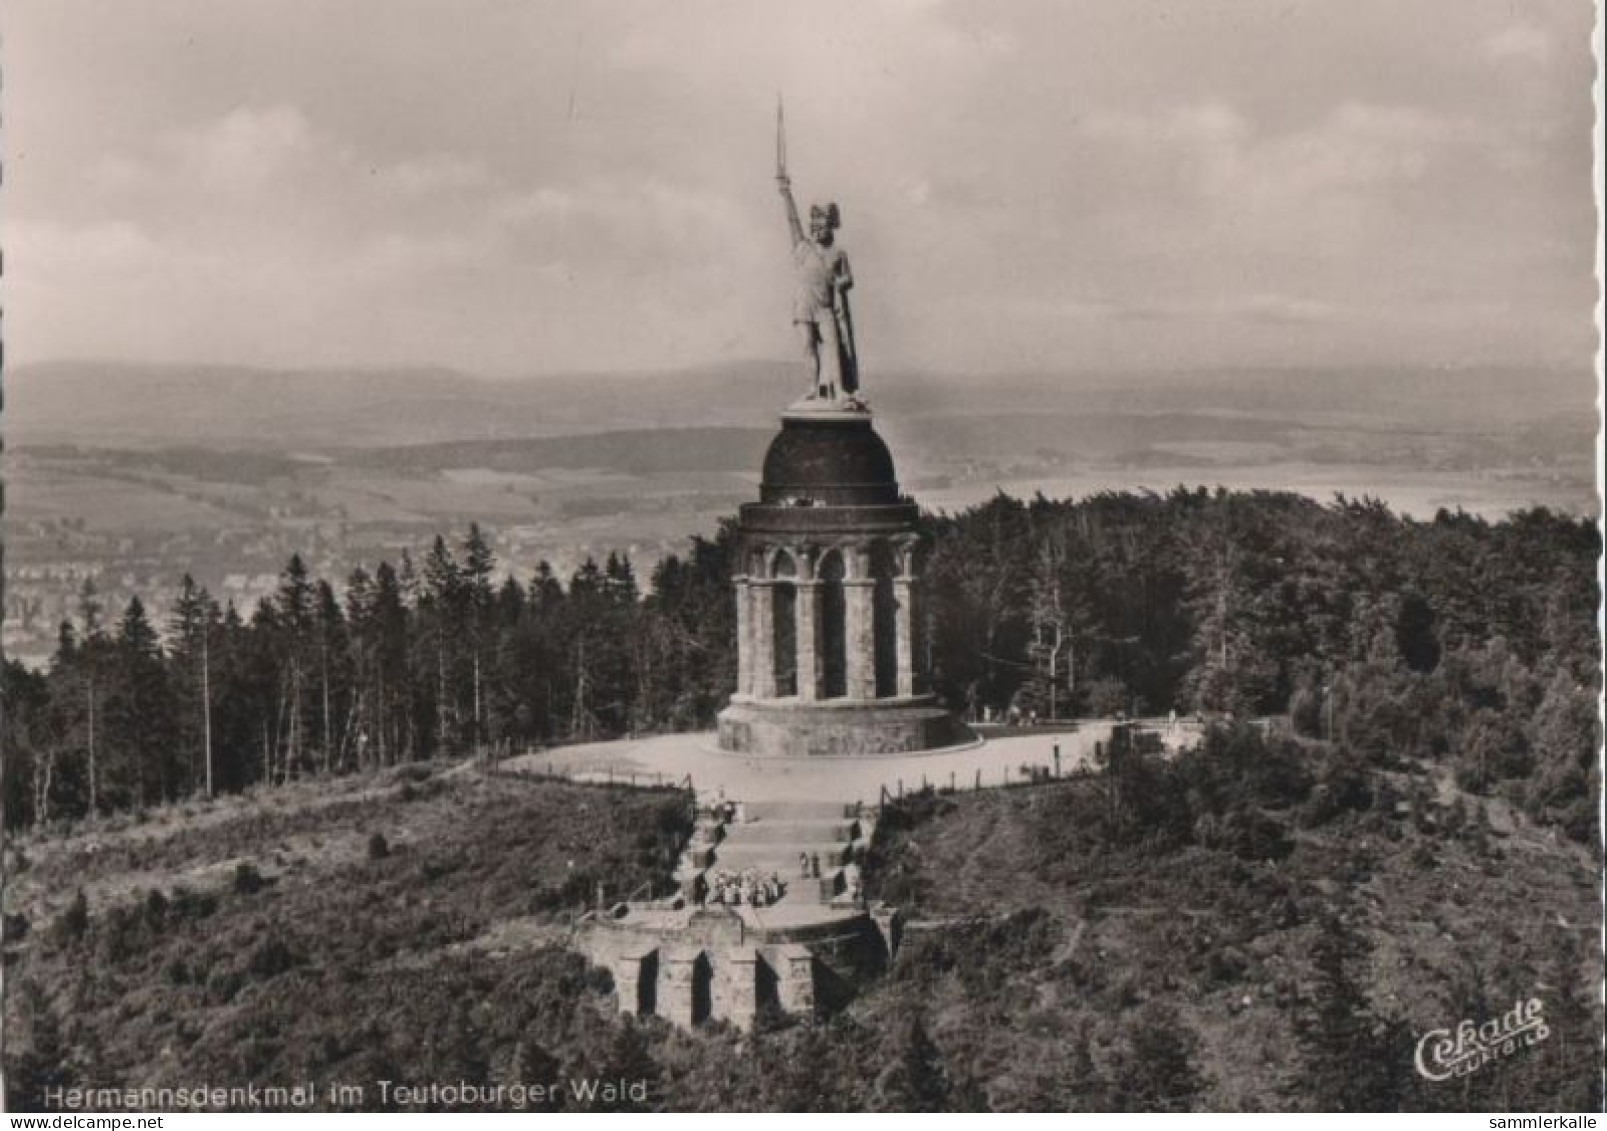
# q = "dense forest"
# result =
<box><xmin>3</xmin><ymin>490</ymin><xmax>1600</xmax><ymax>843</ymax></box>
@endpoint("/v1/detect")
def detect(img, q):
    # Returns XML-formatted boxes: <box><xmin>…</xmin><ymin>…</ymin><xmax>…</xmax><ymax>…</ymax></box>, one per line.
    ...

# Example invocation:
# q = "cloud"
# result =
<box><xmin>1116</xmin><ymin>294</ymin><xmax>1347</xmax><ymax>327</ymax></box>
<box><xmin>0</xmin><ymin>0</ymin><xmax>1594</xmax><ymax>374</ymax></box>
<box><xmin>173</xmin><ymin>105</ymin><xmax>316</xmax><ymax>186</ymax></box>
<box><xmin>1481</xmin><ymin>22</ymin><xmax>1555</xmax><ymax>65</ymax></box>
<box><xmin>8</xmin><ymin>94</ymin><xmax>784</xmax><ymax>372</ymax></box>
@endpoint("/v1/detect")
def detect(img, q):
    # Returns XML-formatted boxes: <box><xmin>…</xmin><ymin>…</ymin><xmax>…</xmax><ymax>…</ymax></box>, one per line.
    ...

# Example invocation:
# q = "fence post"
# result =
<box><xmin>975</xmin><ymin>768</ymin><xmax>981</xmax><ymax>791</ymax></box>
<box><xmin>1054</xmin><ymin>743</ymin><xmax>1062</xmax><ymax>778</ymax></box>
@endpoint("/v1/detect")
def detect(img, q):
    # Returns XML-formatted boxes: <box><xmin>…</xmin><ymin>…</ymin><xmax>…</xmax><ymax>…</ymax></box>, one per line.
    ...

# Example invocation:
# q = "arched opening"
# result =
<box><xmin>756</xmin><ymin>954</ymin><xmax>782</xmax><ymax>1017</ymax></box>
<box><xmin>691</xmin><ymin>953</ymin><xmax>713</xmax><ymax>1025</ymax></box>
<box><xmin>637</xmin><ymin>951</ymin><xmax>659</xmax><ymax>1016</ymax></box>
<box><xmin>869</xmin><ymin>542</ymin><xmax>899</xmax><ymax>697</ymax></box>
<box><xmin>772</xmin><ymin>551</ymin><xmax>798</xmax><ymax>698</ymax></box>
<box><xmin>818</xmin><ymin>550</ymin><xmax>847</xmax><ymax>699</ymax></box>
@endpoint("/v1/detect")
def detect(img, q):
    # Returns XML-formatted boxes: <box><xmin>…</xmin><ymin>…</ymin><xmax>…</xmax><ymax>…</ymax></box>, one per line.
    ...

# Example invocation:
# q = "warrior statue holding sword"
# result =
<box><xmin>775</xmin><ymin>98</ymin><xmax>861</xmax><ymax>406</ymax></box>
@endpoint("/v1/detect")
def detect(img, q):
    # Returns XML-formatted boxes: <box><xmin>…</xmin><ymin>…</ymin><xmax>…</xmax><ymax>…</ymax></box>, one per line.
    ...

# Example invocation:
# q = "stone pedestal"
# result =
<box><xmin>717</xmin><ymin>409</ymin><xmax>972</xmax><ymax>757</ymax></box>
<box><xmin>718</xmin><ymin>696</ymin><xmax>972</xmax><ymax>758</ymax></box>
<box><xmin>772</xmin><ymin>944</ymin><xmax>817</xmax><ymax>1017</ymax></box>
<box><xmin>658</xmin><ymin>946</ymin><xmax>703</xmax><ymax>1027</ymax></box>
<box><xmin>713</xmin><ymin>948</ymin><xmax>760</xmax><ymax>1030</ymax></box>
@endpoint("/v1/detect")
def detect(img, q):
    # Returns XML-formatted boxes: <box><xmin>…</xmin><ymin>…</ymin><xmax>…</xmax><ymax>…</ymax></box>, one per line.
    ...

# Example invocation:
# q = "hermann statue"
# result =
<box><xmin>775</xmin><ymin>99</ymin><xmax>861</xmax><ymax>406</ymax></box>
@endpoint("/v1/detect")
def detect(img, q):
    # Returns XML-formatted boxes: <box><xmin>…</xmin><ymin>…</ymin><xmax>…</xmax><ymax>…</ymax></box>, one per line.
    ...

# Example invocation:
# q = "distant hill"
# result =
<box><xmin>5</xmin><ymin>359</ymin><xmax>1593</xmax><ymax>452</ymax></box>
<box><xmin>345</xmin><ymin>427</ymin><xmax>775</xmax><ymax>475</ymax></box>
<box><xmin>1</xmin><ymin>360</ymin><xmax>795</xmax><ymax>449</ymax></box>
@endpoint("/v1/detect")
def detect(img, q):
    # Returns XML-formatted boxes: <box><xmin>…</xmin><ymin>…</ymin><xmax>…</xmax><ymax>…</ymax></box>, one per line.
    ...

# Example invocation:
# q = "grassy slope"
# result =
<box><xmin>857</xmin><ymin>755</ymin><xmax>1602</xmax><ymax>1111</ymax></box>
<box><xmin>3</xmin><ymin>767</ymin><xmax>691</xmax><ymax>1112</ymax></box>
<box><xmin>3</xmin><ymin>746</ymin><xmax>1599</xmax><ymax>1112</ymax></box>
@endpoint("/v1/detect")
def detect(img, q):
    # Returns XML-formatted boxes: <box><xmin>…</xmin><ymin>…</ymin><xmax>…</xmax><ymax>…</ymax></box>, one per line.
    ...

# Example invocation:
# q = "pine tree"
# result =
<box><xmin>74</xmin><ymin>581</ymin><xmax>108</xmax><ymax>817</ymax></box>
<box><xmin>4</xmin><ymin>980</ymin><xmax>72</xmax><ymax>1111</ymax></box>
<box><xmin>168</xmin><ymin>574</ymin><xmax>220</xmax><ymax>798</ymax></box>
<box><xmin>594</xmin><ymin>1023</ymin><xmax>662</xmax><ymax>1112</ymax></box>
<box><xmin>108</xmin><ymin>596</ymin><xmax>180</xmax><ymax>806</ymax></box>
<box><xmin>1292</xmin><ymin>909</ymin><xmax>1410</xmax><ymax>1111</ymax></box>
<box><xmin>2</xmin><ymin>661</ymin><xmax>57</xmax><ymax>830</ymax></box>
<box><xmin>370</xmin><ymin>561</ymin><xmax>411</xmax><ymax>763</ymax></box>
<box><xmin>1107</xmin><ymin>1003</ymin><xmax>1203</xmax><ymax>1111</ymax></box>
<box><xmin>313</xmin><ymin>580</ymin><xmax>348</xmax><ymax>773</ymax></box>
<box><xmin>274</xmin><ymin>555</ymin><xmax>317</xmax><ymax>781</ymax></box>
<box><xmin>461</xmin><ymin>525</ymin><xmax>497</xmax><ymax>750</ymax></box>
<box><xmin>873</xmin><ymin>1015</ymin><xmax>953</xmax><ymax>1112</ymax></box>
<box><xmin>422</xmin><ymin>536</ymin><xmax>464</xmax><ymax>751</ymax></box>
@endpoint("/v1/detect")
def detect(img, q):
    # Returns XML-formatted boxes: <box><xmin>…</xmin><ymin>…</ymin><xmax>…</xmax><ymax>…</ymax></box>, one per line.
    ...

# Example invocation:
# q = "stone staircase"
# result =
<box><xmin>684</xmin><ymin>799</ymin><xmax>869</xmax><ymax>908</ymax></box>
<box><xmin>592</xmin><ymin>796</ymin><xmax>892</xmax><ymax>1030</ymax></box>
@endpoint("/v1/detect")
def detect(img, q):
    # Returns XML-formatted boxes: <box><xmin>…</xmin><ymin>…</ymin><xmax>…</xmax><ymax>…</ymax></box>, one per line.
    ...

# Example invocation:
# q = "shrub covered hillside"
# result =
<box><xmin>1</xmin><ymin>732</ymin><xmax>1599</xmax><ymax>1112</ymax></box>
<box><xmin>2</xmin><ymin>768</ymin><xmax>693</xmax><ymax>1112</ymax></box>
<box><xmin>861</xmin><ymin>726</ymin><xmax>1603</xmax><ymax>1111</ymax></box>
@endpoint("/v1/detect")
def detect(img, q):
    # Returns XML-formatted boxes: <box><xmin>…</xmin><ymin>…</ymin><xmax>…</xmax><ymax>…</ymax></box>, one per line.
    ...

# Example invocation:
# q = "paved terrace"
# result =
<box><xmin>535</xmin><ymin>719</ymin><xmax>1203</xmax><ymax>1025</ymax></box>
<box><xmin>501</xmin><ymin>722</ymin><xmax>1128</xmax><ymax>807</ymax></box>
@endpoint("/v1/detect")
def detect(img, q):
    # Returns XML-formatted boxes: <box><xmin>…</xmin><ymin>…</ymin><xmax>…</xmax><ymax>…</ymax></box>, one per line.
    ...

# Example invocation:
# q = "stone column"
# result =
<box><xmin>714</xmin><ymin>948</ymin><xmax>759</xmax><ymax>1030</ymax></box>
<box><xmin>771</xmin><ymin>944</ymin><xmax>816</xmax><ymax>1018</ymax></box>
<box><xmin>750</xmin><ymin>583</ymin><xmax>776</xmax><ymax>699</ymax></box>
<box><xmin>795</xmin><ymin>581</ymin><xmax>821</xmax><ymax>701</ymax></box>
<box><xmin>894</xmin><ymin>575</ymin><xmax>916</xmax><ymax>698</ymax></box>
<box><xmin>844</xmin><ymin>550</ymin><xmax>877</xmax><ymax>700</ymax></box>
<box><xmin>659</xmin><ymin>947</ymin><xmax>701</xmax><ymax>1027</ymax></box>
<box><xmin>733</xmin><ymin>577</ymin><xmax>752</xmax><ymax>697</ymax></box>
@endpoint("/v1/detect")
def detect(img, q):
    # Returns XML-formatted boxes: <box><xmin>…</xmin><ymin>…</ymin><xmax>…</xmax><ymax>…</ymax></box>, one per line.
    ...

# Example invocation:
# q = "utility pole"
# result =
<box><xmin>436</xmin><ymin>627</ymin><xmax>448</xmax><ymax>749</ymax></box>
<box><xmin>321</xmin><ymin>638</ymin><xmax>332</xmax><ymax>775</ymax></box>
<box><xmin>473</xmin><ymin>651</ymin><xmax>483</xmax><ymax>755</ymax></box>
<box><xmin>1047</xmin><ymin>621</ymin><xmax>1068</xmax><ymax>721</ymax></box>
<box><xmin>1065</xmin><ymin>632</ymin><xmax>1076</xmax><ymax>719</ymax></box>
<box><xmin>202</xmin><ymin>624</ymin><xmax>214</xmax><ymax>798</ymax></box>
<box><xmin>86</xmin><ymin>672</ymin><xmax>97</xmax><ymax>819</ymax></box>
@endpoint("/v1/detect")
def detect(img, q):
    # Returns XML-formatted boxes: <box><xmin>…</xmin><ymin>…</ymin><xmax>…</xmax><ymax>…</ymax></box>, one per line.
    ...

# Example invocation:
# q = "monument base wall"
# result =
<box><xmin>716</xmin><ymin>696</ymin><xmax>975</xmax><ymax>757</ymax></box>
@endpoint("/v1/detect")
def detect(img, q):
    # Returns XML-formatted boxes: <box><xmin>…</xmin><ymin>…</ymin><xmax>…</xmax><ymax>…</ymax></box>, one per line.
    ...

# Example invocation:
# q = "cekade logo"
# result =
<box><xmin>1415</xmin><ymin>998</ymin><xmax>1549</xmax><ymax>1082</ymax></box>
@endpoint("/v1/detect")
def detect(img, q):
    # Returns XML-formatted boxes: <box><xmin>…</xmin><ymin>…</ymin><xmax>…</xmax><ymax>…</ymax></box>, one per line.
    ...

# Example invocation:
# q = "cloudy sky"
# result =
<box><xmin>3</xmin><ymin>0</ymin><xmax>1598</xmax><ymax>376</ymax></box>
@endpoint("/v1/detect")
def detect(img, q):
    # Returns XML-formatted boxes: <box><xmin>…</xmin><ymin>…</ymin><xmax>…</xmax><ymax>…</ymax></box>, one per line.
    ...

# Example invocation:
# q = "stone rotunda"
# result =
<box><xmin>716</xmin><ymin>404</ymin><xmax>974</xmax><ymax>757</ymax></box>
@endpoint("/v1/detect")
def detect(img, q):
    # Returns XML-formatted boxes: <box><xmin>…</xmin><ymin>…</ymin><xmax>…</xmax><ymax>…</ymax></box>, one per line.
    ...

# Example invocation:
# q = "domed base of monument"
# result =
<box><xmin>717</xmin><ymin>696</ymin><xmax>976</xmax><ymax>758</ymax></box>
